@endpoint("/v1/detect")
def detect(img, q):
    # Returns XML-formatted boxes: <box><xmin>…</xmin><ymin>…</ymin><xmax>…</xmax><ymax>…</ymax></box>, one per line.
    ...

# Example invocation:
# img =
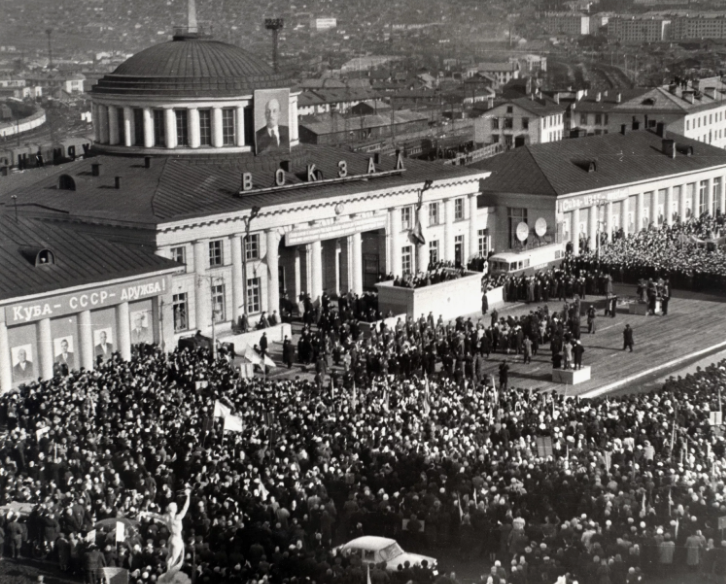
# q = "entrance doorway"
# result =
<box><xmin>454</xmin><ymin>235</ymin><xmax>463</xmax><ymax>267</ymax></box>
<box><xmin>363</xmin><ymin>254</ymin><xmax>379</xmax><ymax>290</ymax></box>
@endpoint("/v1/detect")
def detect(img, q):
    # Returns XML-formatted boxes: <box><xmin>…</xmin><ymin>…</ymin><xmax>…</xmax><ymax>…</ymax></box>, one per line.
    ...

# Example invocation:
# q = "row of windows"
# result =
<box><xmin>686</xmin><ymin>109</ymin><xmax>726</xmax><ymax>132</ymax></box>
<box><xmin>579</xmin><ymin>113</ymin><xmax>609</xmax><ymax>126</ymax></box>
<box><xmin>172</xmin><ymin>277</ymin><xmax>262</xmax><ymax>332</ymax></box>
<box><xmin>399</xmin><ymin>231</ymin><xmax>490</xmax><ymax>275</ymax></box>
<box><xmin>170</xmin><ymin>235</ymin><xmax>262</xmax><ymax>270</ymax></box>
<box><xmin>401</xmin><ymin>199</ymin><xmax>466</xmax><ymax>229</ymax></box>
<box><xmin>112</xmin><ymin>106</ymin><xmax>238</xmax><ymax>147</ymax></box>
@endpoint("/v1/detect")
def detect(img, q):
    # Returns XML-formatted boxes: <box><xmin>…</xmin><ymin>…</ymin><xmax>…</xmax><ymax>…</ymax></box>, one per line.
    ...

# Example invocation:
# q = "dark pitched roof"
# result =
<box><xmin>0</xmin><ymin>213</ymin><xmax>180</xmax><ymax>302</ymax></box>
<box><xmin>471</xmin><ymin>129</ymin><xmax>726</xmax><ymax>197</ymax></box>
<box><xmin>2</xmin><ymin>145</ymin><xmax>482</xmax><ymax>226</ymax></box>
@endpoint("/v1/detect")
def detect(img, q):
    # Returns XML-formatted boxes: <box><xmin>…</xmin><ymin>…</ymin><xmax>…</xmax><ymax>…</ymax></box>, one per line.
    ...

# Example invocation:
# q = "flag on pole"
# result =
<box><xmin>213</xmin><ymin>400</ymin><xmax>231</xmax><ymax>419</ymax></box>
<box><xmin>410</xmin><ymin>216</ymin><xmax>426</xmax><ymax>246</ymax></box>
<box><xmin>473</xmin><ymin>488</ymin><xmax>478</xmax><ymax>506</ymax></box>
<box><xmin>639</xmin><ymin>491</ymin><xmax>647</xmax><ymax>518</ymax></box>
<box><xmin>351</xmin><ymin>382</ymin><xmax>358</xmax><ymax>410</ymax></box>
<box><xmin>422</xmin><ymin>396</ymin><xmax>431</xmax><ymax>417</ymax></box>
<box><xmin>223</xmin><ymin>414</ymin><xmax>244</xmax><ymax>433</ymax></box>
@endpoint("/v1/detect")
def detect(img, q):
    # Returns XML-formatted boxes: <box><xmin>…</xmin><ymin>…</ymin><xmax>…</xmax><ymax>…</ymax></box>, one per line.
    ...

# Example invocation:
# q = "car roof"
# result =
<box><xmin>343</xmin><ymin>536</ymin><xmax>397</xmax><ymax>551</ymax></box>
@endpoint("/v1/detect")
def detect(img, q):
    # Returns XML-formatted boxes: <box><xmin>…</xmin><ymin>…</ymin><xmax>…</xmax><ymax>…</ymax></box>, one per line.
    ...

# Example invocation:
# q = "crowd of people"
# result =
<box><xmin>390</xmin><ymin>264</ymin><xmax>468</xmax><ymax>289</ymax></box>
<box><xmin>1</xmin><ymin>322</ymin><xmax>726</xmax><ymax>584</ymax></box>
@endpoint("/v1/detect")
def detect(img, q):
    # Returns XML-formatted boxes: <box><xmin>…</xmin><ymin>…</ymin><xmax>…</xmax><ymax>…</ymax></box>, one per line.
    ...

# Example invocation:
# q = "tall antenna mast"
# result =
<box><xmin>188</xmin><ymin>0</ymin><xmax>198</xmax><ymax>33</ymax></box>
<box><xmin>265</xmin><ymin>18</ymin><xmax>284</xmax><ymax>73</ymax></box>
<box><xmin>45</xmin><ymin>29</ymin><xmax>53</xmax><ymax>70</ymax></box>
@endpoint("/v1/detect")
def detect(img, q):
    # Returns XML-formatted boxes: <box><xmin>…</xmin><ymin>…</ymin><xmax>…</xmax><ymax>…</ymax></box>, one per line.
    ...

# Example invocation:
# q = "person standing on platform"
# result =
<box><xmin>481</xmin><ymin>292</ymin><xmax>489</xmax><ymax>316</ymax></box>
<box><xmin>623</xmin><ymin>324</ymin><xmax>634</xmax><ymax>352</ymax></box>
<box><xmin>573</xmin><ymin>340</ymin><xmax>585</xmax><ymax>370</ymax></box>
<box><xmin>282</xmin><ymin>336</ymin><xmax>294</xmax><ymax>369</ymax></box>
<box><xmin>259</xmin><ymin>332</ymin><xmax>268</xmax><ymax>358</ymax></box>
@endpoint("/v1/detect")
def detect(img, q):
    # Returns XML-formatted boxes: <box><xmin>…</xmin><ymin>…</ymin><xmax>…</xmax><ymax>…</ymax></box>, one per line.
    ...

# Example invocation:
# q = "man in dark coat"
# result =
<box><xmin>282</xmin><ymin>336</ymin><xmax>294</xmax><ymax>369</ymax></box>
<box><xmin>623</xmin><ymin>324</ymin><xmax>634</xmax><ymax>352</ymax></box>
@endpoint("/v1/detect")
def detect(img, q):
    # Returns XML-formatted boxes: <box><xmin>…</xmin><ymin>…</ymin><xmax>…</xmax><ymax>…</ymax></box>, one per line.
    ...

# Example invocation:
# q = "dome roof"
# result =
<box><xmin>92</xmin><ymin>34</ymin><xmax>290</xmax><ymax>98</ymax></box>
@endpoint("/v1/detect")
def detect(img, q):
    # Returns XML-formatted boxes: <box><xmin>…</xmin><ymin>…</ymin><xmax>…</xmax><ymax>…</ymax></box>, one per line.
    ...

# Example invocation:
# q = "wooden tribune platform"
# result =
<box><xmin>475</xmin><ymin>289</ymin><xmax>726</xmax><ymax>397</ymax></box>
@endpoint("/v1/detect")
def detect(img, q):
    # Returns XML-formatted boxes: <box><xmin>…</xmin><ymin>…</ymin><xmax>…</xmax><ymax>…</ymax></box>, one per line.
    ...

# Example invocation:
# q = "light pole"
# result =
<box><xmin>241</xmin><ymin>206</ymin><xmax>261</xmax><ymax>325</ymax></box>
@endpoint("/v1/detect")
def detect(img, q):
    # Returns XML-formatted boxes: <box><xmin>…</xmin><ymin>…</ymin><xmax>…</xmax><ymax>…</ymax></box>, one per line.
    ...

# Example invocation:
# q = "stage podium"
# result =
<box><xmin>552</xmin><ymin>366</ymin><xmax>591</xmax><ymax>384</ymax></box>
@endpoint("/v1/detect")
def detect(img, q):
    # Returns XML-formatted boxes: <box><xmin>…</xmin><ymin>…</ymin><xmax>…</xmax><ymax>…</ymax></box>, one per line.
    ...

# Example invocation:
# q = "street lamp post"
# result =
<box><xmin>241</xmin><ymin>206</ymin><xmax>261</xmax><ymax>326</ymax></box>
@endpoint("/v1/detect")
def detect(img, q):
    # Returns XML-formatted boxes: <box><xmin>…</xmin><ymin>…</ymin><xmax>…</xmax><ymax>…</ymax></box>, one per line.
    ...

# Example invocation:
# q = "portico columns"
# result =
<box><xmin>194</xmin><ymin>239</ymin><xmax>210</xmax><ymax>329</ymax></box>
<box><xmin>188</xmin><ymin>108</ymin><xmax>200</xmax><ymax>148</ymax></box>
<box><xmin>621</xmin><ymin>197</ymin><xmax>629</xmax><ymax>237</ymax></box>
<box><xmin>679</xmin><ymin>187</ymin><xmax>687</xmax><ymax>222</ymax></box>
<box><xmin>443</xmin><ymin>198</ymin><xmax>453</xmax><ymax>262</ymax></box>
<box><xmin>665</xmin><ymin>187</ymin><xmax>674</xmax><ymax>226</ymax></box>
<box><xmin>720</xmin><ymin>175</ymin><xmax>726</xmax><ymax>214</ymax></box>
<box><xmin>79</xmin><ymin>310</ymin><xmax>94</xmax><ymax>371</ymax></box>
<box><xmin>212</xmin><ymin>107</ymin><xmax>224</xmax><ymax>148</ymax></box>
<box><xmin>93</xmin><ymin>105</ymin><xmax>101</xmax><ymax>143</ymax></box>
<box><xmin>116</xmin><ymin>301</ymin><xmax>131</xmax><ymax>361</ymax></box>
<box><xmin>389</xmin><ymin>208</ymin><xmax>402</xmax><ymax>276</ymax></box>
<box><xmin>230</xmin><ymin>234</ymin><xmax>243</xmax><ymax>318</ymax></box>
<box><xmin>165</xmin><ymin>108</ymin><xmax>177</xmax><ymax>149</ymax></box>
<box><xmin>588</xmin><ymin>204</ymin><xmax>598</xmax><ymax>248</ymax></box>
<box><xmin>108</xmin><ymin>105</ymin><xmax>119</xmax><ymax>145</ymax></box>
<box><xmin>636</xmin><ymin>192</ymin><xmax>644</xmax><ymax>232</ymax></box>
<box><xmin>294</xmin><ymin>249</ymin><xmax>302</xmax><ymax>299</ymax></box>
<box><xmin>123</xmin><ymin>107</ymin><xmax>134</xmax><ymax>147</ymax></box>
<box><xmin>706</xmin><ymin>178</ymin><xmax>714</xmax><ymax>216</ymax></box>
<box><xmin>309</xmin><ymin>240</ymin><xmax>323</xmax><ymax>301</ymax></box>
<box><xmin>143</xmin><ymin>107</ymin><xmax>154</xmax><ymax>148</ymax></box>
<box><xmin>606</xmin><ymin>201</ymin><xmax>613</xmax><ymax>240</ymax></box>
<box><xmin>266</xmin><ymin>230</ymin><xmax>281</xmax><ymax>314</ymax></box>
<box><xmin>38</xmin><ymin>317</ymin><xmax>53</xmax><ymax>380</ymax></box>
<box><xmin>0</xmin><ymin>320</ymin><xmax>11</xmax><ymax>393</ymax></box>
<box><xmin>572</xmin><ymin>207</ymin><xmax>580</xmax><ymax>256</ymax></box>
<box><xmin>349</xmin><ymin>231</ymin><xmax>363</xmax><ymax>294</ymax></box>
<box><xmin>468</xmin><ymin>194</ymin><xmax>479</xmax><ymax>258</ymax></box>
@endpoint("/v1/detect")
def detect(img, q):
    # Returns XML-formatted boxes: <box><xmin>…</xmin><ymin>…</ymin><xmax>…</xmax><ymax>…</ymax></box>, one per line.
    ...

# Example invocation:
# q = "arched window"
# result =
<box><xmin>59</xmin><ymin>174</ymin><xmax>76</xmax><ymax>190</ymax></box>
<box><xmin>36</xmin><ymin>249</ymin><xmax>55</xmax><ymax>265</ymax></box>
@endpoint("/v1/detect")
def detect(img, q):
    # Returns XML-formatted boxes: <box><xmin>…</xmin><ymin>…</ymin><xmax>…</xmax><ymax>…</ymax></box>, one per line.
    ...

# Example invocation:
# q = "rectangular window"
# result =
<box><xmin>713</xmin><ymin>177</ymin><xmax>722</xmax><ymax>214</ymax></box>
<box><xmin>173</xmin><ymin>293</ymin><xmax>188</xmax><ymax>332</ymax></box>
<box><xmin>522</xmin><ymin>117</ymin><xmax>529</xmax><ymax>130</ymax></box>
<box><xmin>508</xmin><ymin>207</ymin><xmax>528</xmax><ymax>248</ymax></box>
<box><xmin>686</xmin><ymin>182</ymin><xmax>696</xmax><ymax>217</ymax></box>
<box><xmin>199</xmin><ymin>109</ymin><xmax>212</xmax><ymax>146</ymax></box>
<box><xmin>401</xmin><ymin>207</ymin><xmax>412</xmax><ymax>230</ymax></box>
<box><xmin>429</xmin><ymin>240</ymin><xmax>439</xmax><ymax>266</ymax></box>
<box><xmin>580</xmin><ymin>113</ymin><xmax>587</xmax><ymax>126</ymax></box>
<box><xmin>117</xmin><ymin>108</ymin><xmax>126</xmax><ymax>144</ymax></box>
<box><xmin>175</xmin><ymin>109</ymin><xmax>188</xmax><ymax>146</ymax></box>
<box><xmin>245</xmin><ymin>233</ymin><xmax>260</xmax><ymax>260</ymax></box>
<box><xmin>153</xmin><ymin>109</ymin><xmax>165</xmax><ymax>146</ymax></box>
<box><xmin>171</xmin><ymin>246</ymin><xmax>186</xmax><ymax>269</ymax></box>
<box><xmin>492</xmin><ymin>118</ymin><xmax>499</xmax><ymax>130</ymax></box>
<box><xmin>402</xmin><ymin>245</ymin><xmax>412</xmax><ymax>275</ymax></box>
<box><xmin>595</xmin><ymin>113</ymin><xmax>602</xmax><ymax>125</ymax></box>
<box><xmin>504</xmin><ymin>117</ymin><xmax>513</xmax><ymax>129</ymax></box>
<box><xmin>604</xmin><ymin>114</ymin><xmax>609</xmax><ymax>125</ymax></box>
<box><xmin>209</xmin><ymin>239</ymin><xmax>223</xmax><ymax>267</ymax></box>
<box><xmin>699</xmin><ymin>180</ymin><xmax>708</xmax><ymax>215</ymax></box>
<box><xmin>506</xmin><ymin>106</ymin><xmax>513</xmax><ymax>114</ymax></box>
<box><xmin>133</xmin><ymin>108</ymin><xmax>144</xmax><ymax>146</ymax></box>
<box><xmin>478</xmin><ymin>229</ymin><xmax>489</xmax><ymax>256</ymax></box>
<box><xmin>454</xmin><ymin>198</ymin><xmax>465</xmax><ymax>221</ymax></box>
<box><xmin>428</xmin><ymin>202</ymin><xmax>440</xmax><ymax>225</ymax></box>
<box><xmin>246</xmin><ymin>277</ymin><xmax>261</xmax><ymax>314</ymax></box>
<box><xmin>211</xmin><ymin>283</ymin><xmax>226</xmax><ymax>322</ymax></box>
<box><xmin>222</xmin><ymin>108</ymin><xmax>236</xmax><ymax>145</ymax></box>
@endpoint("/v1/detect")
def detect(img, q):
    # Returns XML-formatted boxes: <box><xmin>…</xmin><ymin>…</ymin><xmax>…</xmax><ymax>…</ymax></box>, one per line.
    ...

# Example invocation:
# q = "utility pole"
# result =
<box><xmin>264</xmin><ymin>18</ymin><xmax>284</xmax><ymax>73</ymax></box>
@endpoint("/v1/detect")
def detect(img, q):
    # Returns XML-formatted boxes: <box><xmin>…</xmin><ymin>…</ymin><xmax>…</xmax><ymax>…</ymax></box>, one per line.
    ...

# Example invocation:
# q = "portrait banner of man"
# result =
<box><xmin>254</xmin><ymin>88</ymin><xmax>290</xmax><ymax>155</ymax></box>
<box><xmin>54</xmin><ymin>336</ymin><xmax>75</xmax><ymax>371</ymax></box>
<box><xmin>130</xmin><ymin>310</ymin><xmax>152</xmax><ymax>345</ymax></box>
<box><xmin>12</xmin><ymin>344</ymin><xmax>35</xmax><ymax>384</ymax></box>
<box><xmin>94</xmin><ymin>328</ymin><xmax>114</xmax><ymax>360</ymax></box>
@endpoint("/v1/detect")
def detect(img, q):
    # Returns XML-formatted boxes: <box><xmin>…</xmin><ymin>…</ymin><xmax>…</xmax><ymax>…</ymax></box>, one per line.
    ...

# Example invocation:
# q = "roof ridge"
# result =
<box><xmin>150</xmin><ymin>157</ymin><xmax>171</xmax><ymax>220</ymax></box>
<box><xmin>525</xmin><ymin>145</ymin><xmax>560</xmax><ymax>197</ymax></box>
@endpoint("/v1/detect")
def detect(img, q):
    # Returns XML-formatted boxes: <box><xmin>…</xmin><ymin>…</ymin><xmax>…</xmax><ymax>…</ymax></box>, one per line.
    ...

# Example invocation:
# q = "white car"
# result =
<box><xmin>333</xmin><ymin>536</ymin><xmax>438</xmax><ymax>574</ymax></box>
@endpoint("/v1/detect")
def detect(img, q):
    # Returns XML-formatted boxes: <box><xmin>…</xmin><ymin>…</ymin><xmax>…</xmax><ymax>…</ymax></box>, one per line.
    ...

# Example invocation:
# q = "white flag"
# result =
<box><xmin>223</xmin><ymin>414</ymin><xmax>244</xmax><ymax>433</ymax></box>
<box><xmin>213</xmin><ymin>400</ymin><xmax>231</xmax><ymax>419</ymax></box>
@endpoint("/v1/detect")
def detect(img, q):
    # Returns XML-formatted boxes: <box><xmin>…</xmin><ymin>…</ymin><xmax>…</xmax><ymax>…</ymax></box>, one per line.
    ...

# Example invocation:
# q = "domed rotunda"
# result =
<box><xmin>90</xmin><ymin>28</ymin><xmax>300</xmax><ymax>155</ymax></box>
